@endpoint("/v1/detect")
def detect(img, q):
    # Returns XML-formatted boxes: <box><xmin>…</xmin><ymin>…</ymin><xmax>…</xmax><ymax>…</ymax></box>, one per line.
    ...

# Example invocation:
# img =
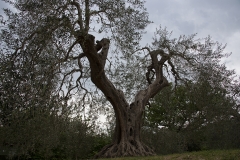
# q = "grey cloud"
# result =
<box><xmin>143</xmin><ymin>0</ymin><xmax>240</xmax><ymax>74</ymax></box>
<box><xmin>0</xmin><ymin>1</ymin><xmax>10</xmax><ymax>14</ymax></box>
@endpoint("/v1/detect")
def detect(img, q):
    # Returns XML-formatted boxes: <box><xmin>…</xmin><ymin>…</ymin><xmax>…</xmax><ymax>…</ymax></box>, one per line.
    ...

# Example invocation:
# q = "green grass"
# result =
<box><xmin>99</xmin><ymin>149</ymin><xmax>240</xmax><ymax>160</ymax></box>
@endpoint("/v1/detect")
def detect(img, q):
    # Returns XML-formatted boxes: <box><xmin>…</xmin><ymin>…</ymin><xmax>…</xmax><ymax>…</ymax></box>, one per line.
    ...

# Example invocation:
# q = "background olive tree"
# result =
<box><xmin>144</xmin><ymin>67</ymin><xmax>240</xmax><ymax>154</ymax></box>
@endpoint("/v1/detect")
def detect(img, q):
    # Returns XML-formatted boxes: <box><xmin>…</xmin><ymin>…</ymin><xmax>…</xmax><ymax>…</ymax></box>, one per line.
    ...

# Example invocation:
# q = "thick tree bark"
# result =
<box><xmin>77</xmin><ymin>34</ymin><xmax>169</xmax><ymax>158</ymax></box>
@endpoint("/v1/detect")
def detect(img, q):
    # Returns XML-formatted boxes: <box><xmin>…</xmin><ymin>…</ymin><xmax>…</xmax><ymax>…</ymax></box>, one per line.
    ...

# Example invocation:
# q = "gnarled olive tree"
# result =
<box><xmin>0</xmin><ymin>0</ymin><xmax>232</xmax><ymax>158</ymax></box>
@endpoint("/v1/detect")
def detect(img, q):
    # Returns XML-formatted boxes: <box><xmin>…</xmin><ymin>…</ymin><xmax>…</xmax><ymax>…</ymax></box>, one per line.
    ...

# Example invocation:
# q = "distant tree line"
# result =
<box><xmin>143</xmin><ymin>72</ymin><xmax>240</xmax><ymax>154</ymax></box>
<box><xmin>0</xmin><ymin>100</ymin><xmax>111</xmax><ymax>159</ymax></box>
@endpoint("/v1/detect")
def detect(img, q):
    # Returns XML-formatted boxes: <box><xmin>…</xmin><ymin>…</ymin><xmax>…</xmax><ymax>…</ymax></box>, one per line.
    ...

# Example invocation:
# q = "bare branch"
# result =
<box><xmin>167</xmin><ymin>59</ymin><xmax>181</xmax><ymax>86</ymax></box>
<box><xmin>141</xmin><ymin>47</ymin><xmax>151</xmax><ymax>53</ymax></box>
<box><xmin>58</xmin><ymin>68</ymin><xmax>82</xmax><ymax>94</ymax></box>
<box><xmin>85</xmin><ymin>0</ymin><xmax>90</xmax><ymax>32</ymax></box>
<box><xmin>65</xmin><ymin>40</ymin><xmax>79</xmax><ymax>60</ymax></box>
<box><xmin>90</xmin><ymin>10</ymin><xmax>107</xmax><ymax>16</ymax></box>
<box><xmin>132</xmin><ymin>47</ymin><xmax>151</xmax><ymax>55</ymax></box>
<box><xmin>11</xmin><ymin>31</ymin><xmax>38</xmax><ymax>61</ymax></box>
<box><xmin>70</xmin><ymin>0</ymin><xmax>83</xmax><ymax>30</ymax></box>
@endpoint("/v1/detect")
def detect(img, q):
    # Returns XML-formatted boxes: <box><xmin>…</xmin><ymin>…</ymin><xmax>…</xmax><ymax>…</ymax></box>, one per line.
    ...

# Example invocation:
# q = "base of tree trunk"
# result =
<box><xmin>94</xmin><ymin>140</ymin><xmax>155</xmax><ymax>158</ymax></box>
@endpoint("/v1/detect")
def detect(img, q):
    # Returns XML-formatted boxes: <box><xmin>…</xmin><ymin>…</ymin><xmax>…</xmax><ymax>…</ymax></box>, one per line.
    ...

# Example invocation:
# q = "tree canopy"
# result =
<box><xmin>0</xmin><ymin>0</ymin><xmax>239</xmax><ymax>158</ymax></box>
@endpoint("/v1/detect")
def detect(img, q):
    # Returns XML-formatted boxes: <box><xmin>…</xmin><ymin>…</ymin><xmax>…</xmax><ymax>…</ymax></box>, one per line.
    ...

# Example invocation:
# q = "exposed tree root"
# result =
<box><xmin>95</xmin><ymin>141</ymin><xmax>155</xmax><ymax>158</ymax></box>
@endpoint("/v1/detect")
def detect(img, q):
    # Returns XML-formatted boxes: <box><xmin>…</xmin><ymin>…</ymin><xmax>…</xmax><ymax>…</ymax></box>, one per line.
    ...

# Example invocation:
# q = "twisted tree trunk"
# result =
<box><xmin>78</xmin><ymin>34</ymin><xmax>169</xmax><ymax>158</ymax></box>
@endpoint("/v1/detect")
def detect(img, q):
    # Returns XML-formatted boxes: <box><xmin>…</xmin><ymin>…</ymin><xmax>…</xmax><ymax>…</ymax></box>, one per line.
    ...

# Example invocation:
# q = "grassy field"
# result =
<box><xmin>99</xmin><ymin>149</ymin><xmax>240</xmax><ymax>160</ymax></box>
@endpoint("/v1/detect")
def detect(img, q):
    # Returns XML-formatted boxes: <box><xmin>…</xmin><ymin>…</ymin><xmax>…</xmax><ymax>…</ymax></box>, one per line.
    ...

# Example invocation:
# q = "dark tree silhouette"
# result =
<box><xmin>0</xmin><ymin>0</ymin><xmax>235</xmax><ymax>158</ymax></box>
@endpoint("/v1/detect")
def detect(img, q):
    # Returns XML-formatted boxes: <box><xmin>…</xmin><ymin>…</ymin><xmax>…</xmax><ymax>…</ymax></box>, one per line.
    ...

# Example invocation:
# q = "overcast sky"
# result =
<box><xmin>143</xmin><ymin>0</ymin><xmax>240</xmax><ymax>75</ymax></box>
<box><xmin>0</xmin><ymin>0</ymin><xmax>239</xmax><ymax>75</ymax></box>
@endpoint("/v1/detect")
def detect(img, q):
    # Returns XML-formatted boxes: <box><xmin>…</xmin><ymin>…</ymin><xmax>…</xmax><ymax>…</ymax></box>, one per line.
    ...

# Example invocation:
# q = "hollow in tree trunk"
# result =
<box><xmin>96</xmin><ymin>101</ymin><xmax>154</xmax><ymax>158</ymax></box>
<box><xmin>78</xmin><ymin>34</ymin><xmax>169</xmax><ymax>158</ymax></box>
